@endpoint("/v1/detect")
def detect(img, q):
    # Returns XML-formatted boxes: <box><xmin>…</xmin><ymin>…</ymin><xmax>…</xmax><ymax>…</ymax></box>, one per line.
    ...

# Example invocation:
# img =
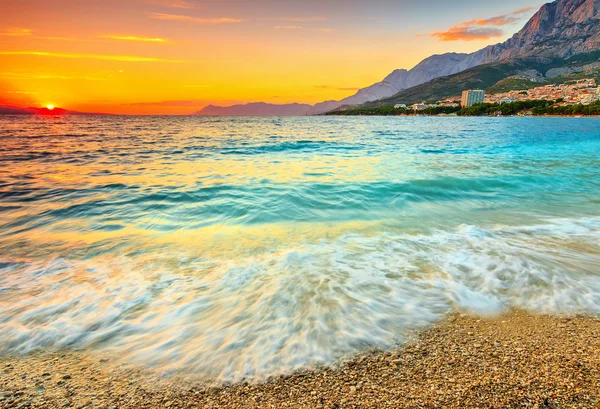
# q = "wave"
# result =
<box><xmin>218</xmin><ymin>140</ymin><xmax>365</xmax><ymax>156</ymax></box>
<box><xmin>1</xmin><ymin>173</ymin><xmax>594</xmax><ymax>238</ymax></box>
<box><xmin>1</xmin><ymin>216</ymin><xmax>599</xmax><ymax>382</ymax></box>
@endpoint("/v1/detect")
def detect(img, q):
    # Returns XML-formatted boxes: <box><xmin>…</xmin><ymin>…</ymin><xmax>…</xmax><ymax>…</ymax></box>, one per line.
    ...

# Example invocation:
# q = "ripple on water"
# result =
<box><xmin>0</xmin><ymin>217</ymin><xmax>600</xmax><ymax>382</ymax></box>
<box><xmin>0</xmin><ymin>116</ymin><xmax>599</xmax><ymax>382</ymax></box>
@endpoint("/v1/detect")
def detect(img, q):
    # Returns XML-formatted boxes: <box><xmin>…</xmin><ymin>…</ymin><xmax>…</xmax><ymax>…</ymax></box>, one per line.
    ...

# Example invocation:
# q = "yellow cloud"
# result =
<box><xmin>0</xmin><ymin>28</ymin><xmax>74</xmax><ymax>40</ymax></box>
<box><xmin>0</xmin><ymin>28</ymin><xmax>32</xmax><ymax>36</ymax></box>
<box><xmin>100</xmin><ymin>35</ymin><xmax>170</xmax><ymax>43</ymax></box>
<box><xmin>0</xmin><ymin>51</ymin><xmax>183</xmax><ymax>63</ymax></box>
<box><xmin>0</xmin><ymin>72</ymin><xmax>109</xmax><ymax>81</ymax></box>
<box><xmin>148</xmin><ymin>13</ymin><xmax>242</xmax><ymax>24</ymax></box>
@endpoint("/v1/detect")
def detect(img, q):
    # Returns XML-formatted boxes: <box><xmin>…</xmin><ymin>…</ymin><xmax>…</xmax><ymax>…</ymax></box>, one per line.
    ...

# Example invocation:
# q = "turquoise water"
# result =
<box><xmin>1</xmin><ymin>116</ymin><xmax>600</xmax><ymax>381</ymax></box>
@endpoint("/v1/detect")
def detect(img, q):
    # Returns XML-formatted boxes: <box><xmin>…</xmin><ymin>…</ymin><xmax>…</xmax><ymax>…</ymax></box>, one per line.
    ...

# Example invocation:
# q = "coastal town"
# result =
<box><xmin>401</xmin><ymin>78</ymin><xmax>600</xmax><ymax>111</ymax></box>
<box><xmin>484</xmin><ymin>78</ymin><xmax>600</xmax><ymax>106</ymax></box>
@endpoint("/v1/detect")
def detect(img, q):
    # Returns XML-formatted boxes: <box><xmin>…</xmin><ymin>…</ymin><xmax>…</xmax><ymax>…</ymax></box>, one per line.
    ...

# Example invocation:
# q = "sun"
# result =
<box><xmin>46</xmin><ymin>104</ymin><xmax>54</xmax><ymax>110</ymax></box>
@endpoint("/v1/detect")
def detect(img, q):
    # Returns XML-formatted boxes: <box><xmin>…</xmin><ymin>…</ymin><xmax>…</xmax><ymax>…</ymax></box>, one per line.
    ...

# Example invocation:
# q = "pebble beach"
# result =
<box><xmin>2</xmin><ymin>311</ymin><xmax>599</xmax><ymax>409</ymax></box>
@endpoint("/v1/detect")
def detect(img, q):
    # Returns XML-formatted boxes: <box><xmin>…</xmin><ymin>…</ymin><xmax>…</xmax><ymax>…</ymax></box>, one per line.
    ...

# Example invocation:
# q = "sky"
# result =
<box><xmin>0</xmin><ymin>0</ymin><xmax>543</xmax><ymax>114</ymax></box>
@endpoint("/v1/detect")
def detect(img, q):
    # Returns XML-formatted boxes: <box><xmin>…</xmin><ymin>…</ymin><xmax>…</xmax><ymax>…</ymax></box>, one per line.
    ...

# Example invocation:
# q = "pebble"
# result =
<box><xmin>1</xmin><ymin>311</ymin><xmax>599</xmax><ymax>409</ymax></box>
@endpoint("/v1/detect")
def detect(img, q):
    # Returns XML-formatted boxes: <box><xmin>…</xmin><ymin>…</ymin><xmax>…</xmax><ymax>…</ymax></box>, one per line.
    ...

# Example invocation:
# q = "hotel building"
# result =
<box><xmin>461</xmin><ymin>90</ymin><xmax>485</xmax><ymax>107</ymax></box>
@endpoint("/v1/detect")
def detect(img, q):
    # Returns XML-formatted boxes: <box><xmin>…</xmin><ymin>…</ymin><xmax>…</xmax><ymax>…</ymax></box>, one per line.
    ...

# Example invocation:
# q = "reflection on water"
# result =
<box><xmin>1</xmin><ymin>116</ymin><xmax>600</xmax><ymax>382</ymax></box>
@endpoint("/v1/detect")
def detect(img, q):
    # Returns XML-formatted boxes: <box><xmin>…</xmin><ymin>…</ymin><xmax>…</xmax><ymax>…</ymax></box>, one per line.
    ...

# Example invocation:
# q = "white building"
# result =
<box><xmin>581</xmin><ymin>96</ymin><xmax>595</xmax><ymax>104</ymax></box>
<box><xmin>501</xmin><ymin>97</ymin><xmax>515</xmax><ymax>104</ymax></box>
<box><xmin>394</xmin><ymin>104</ymin><xmax>407</xmax><ymax>109</ymax></box>
<box><xmin>461</xmin><ymin>90</ymin><xmax>485</xmax><ymax>107</ymax></box>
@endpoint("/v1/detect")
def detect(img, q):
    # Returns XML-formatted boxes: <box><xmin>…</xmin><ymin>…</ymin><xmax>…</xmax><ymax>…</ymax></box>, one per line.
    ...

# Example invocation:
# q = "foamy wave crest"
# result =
<box><xmin>1</xmin><ymin>216</ymin><xmax>600</xmax><ymax>382</ymax></box>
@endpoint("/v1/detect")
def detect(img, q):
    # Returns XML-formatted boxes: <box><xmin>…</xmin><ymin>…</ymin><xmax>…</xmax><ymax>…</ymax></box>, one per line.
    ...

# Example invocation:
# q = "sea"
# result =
<box><xmin>1</xmin><ymin>115</ymin><xmax>599</xmax><ymax>382</ymax></box>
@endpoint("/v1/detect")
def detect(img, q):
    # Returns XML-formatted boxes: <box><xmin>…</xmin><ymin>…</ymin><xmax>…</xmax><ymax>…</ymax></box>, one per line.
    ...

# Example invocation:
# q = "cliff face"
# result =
<box><xmin>482</xmin><ymin>0</ymin><xmax>600</xmax><ymax>62</ymax></box>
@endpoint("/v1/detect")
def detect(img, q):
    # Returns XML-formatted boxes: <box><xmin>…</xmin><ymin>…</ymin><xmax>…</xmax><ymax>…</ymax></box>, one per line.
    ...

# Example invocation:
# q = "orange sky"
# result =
<box><xmin>0</xmin><ymin>0</ymin><xmax>540</xmax><ymax>114</ymax></box>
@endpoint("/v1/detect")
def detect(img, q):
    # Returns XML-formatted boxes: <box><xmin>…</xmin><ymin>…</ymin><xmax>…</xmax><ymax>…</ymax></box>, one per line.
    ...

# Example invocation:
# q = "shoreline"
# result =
<box><xmin>1</xmin><ymin>311</ymin><xmax>599</xmax><ymax>408</ymax></box>
<box><xmin>324</xmin><ymin>114</ymin><xmax>600</xmax><ymax>118</ymax></box>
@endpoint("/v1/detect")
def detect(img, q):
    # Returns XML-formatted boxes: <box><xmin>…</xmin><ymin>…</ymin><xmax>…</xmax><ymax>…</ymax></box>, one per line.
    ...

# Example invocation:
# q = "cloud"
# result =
<box><xmin>149</xmin><ymin>12</ymin><xmax>242</xmax><ymax>23</ymax></box>
<box><xmin>315</xmin><ymin>85</ymin><xmax>360</xmax><ymax>91</ymax></box>
<box><xmin>100</xmin><ymin>35</ymin><xmax>169</xmax><ymax>43</ymax></box>
<box><xmin>430</xmin><ymin>6</ymin><xmax>535</xmax><ymax>41</ymax></box>
<box><xmin>0</xmin><ymin>51</ymin><xmax>182</xmax><ymax>63</ymax></box>
<box><xmin>462</xmin><ymin>16</ymin><xmax>518</xmax><ymax>26</ymax></box>
<box><xmin>431</xmin><ymin>26</ymin><xmax>504</xmax><ymax>41</ymax></box>
<box><xmin>123</xmin><ymin>99</ymin><xmax>240</xmax><ymax>107</ymax></box>
<box><xmin>0</xmin><ymin>71</ymin><xmax>110</xmax><ymax>81</ymax></box>
<box><xmin>35</xmin><ymin>36</ymin><xmax>75</xmax><ymax>41</ymax></box>
<box><xmin>0</xmin><ymin>28</ymin><xmax>32</xmax><ymax>36</ymax></box>
<box><xmin>275</xmin><ymin>17</ymin><xmax>327</xmax><ymax>22</ymax></box>
<box><xmin>512</xmin><ymin>6</ymin><xmax>536</xmax><ymax>15</ymax></box>
<box><xmin>274</xmin><ymin>26</ymin><xmax>333</xmax><ymax>32</ymax></box>
<box><xmin>0</xmin><ymin>28</ymin><xmax>74</xmax><ymax>40</ymax></box>
<box><xmin>465</xmin><ymin>6</ymin><xmax>536</xmax><ymax>27</ymax></box>
<box><xmin>147</xmin><ymin>0</ymin><xmax>194</xmax><ymax>8</ymax></box>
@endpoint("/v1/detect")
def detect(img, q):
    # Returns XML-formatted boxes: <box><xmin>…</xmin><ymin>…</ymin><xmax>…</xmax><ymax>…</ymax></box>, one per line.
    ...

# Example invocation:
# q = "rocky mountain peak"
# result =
<box><xmin>482</xmin><ymin>0</ymin><xmax>600</xmax><ymax>62</ymax></box>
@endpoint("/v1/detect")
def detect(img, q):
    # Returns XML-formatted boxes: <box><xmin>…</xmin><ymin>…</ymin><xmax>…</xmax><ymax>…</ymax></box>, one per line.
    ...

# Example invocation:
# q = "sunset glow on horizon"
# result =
<box><xmin>0</xmin><ymin>0</ymin><xmax>540</xmax><ymax>115</ymax></box>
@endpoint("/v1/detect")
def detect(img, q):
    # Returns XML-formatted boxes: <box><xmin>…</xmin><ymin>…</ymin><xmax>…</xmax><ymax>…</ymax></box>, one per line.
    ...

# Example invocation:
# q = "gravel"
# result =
<box><xmin>1</xmin><ymin>311</ymin><xmax>599</xmax><ymax>408</ymax></box>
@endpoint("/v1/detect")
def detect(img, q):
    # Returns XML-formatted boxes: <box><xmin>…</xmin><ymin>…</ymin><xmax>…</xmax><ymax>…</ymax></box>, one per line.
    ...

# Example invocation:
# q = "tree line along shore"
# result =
<box><xmin>325</xmin><ymin>99</ymin><xmax>600</xmax><ymax>117</ymax></box>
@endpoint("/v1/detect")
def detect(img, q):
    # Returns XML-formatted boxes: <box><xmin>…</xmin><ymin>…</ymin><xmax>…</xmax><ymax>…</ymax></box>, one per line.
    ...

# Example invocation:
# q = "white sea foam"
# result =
<box><xmin>1</xmin><ymin>216</ymin><xmax>600</xmax><ymax>382</ymax></box>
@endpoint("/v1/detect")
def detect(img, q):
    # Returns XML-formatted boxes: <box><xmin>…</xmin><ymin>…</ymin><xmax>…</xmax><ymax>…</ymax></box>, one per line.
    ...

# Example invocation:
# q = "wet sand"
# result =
<box><xmin>1</xmin><ymin>311</ymin><xmax>599</xmax><ymax>409</ymax></box>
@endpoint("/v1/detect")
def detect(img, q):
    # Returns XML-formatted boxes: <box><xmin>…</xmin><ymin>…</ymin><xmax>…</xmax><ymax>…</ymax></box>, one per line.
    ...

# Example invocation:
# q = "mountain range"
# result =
<box><xmin>363</xmin><ymin>50</ymin><xmax>600</xmax><ymax>108</ymax></box>
<box><xmin>357</xmin><ymin>0</ymin><xmax>600</xmax><ymax>108</ymax></box>
<box><xmin>195</xmin><ymin>0</ymin><xmax>600</xmax><ymax>116</ymax></box>
<box><xmin>196</xmin><ymin>102</ymin><xmax>312</xmax><ymax>116</ymax></box>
